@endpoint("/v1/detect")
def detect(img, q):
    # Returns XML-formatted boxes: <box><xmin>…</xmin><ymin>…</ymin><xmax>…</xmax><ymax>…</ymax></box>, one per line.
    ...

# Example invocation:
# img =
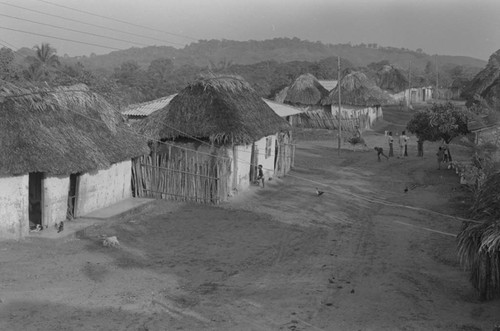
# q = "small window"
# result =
<box><xmin>265</xmin><ymin>137</ymin><xmax>272</xmax><ymax>159</ymax></box>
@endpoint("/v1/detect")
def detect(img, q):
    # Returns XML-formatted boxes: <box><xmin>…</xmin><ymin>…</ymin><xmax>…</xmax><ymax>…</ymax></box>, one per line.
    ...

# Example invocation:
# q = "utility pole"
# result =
<box><xmin>407</xmin><ymin>60</ymin><xmax>411</xmax><ymax>108</ymax></box>
<box><xmin>337</xmin><ymin>56</ymin><xmax>341</xmax><ymax>156</ymax></box>
<box><xmin>435</xmin><ymin>55</ymin><xmax>439</xmax><ymax>99</ymax></box>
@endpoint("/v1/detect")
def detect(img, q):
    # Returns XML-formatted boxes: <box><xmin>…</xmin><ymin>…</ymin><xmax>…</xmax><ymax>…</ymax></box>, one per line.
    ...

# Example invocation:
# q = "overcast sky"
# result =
<box><xmin>0</xmin><ymin>0</ymin><xmax>498</xmax><ymax>60</ymax></box>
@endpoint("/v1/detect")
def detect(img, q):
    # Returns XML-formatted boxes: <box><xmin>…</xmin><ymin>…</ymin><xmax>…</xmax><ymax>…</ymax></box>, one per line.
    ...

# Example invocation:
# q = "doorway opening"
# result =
<box><xmin>67</xmin><ymin>173</ymin><xmax>80</xmax><ymax>220</ymax></box>
<box><xmin>29</xmin><ymin>172</ymin><xmax>43</xmax><ymax>230</ymax></box>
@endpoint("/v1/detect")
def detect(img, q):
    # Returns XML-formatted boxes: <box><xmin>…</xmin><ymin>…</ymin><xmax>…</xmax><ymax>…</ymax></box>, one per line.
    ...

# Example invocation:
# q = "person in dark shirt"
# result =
<box><xmin>374</xmin><ymin>147</ymin><xmax>389</xmax><ymax>162</ymax></box>
<box><xmin>256</xmin><ymin>164</ymin><xmax>265</xmax><ymax>187</ymax></box>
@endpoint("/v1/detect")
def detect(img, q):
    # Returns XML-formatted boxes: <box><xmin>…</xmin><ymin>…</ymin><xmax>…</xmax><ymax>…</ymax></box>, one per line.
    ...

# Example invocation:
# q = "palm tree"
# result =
<box><xmin>26</xmin><ymin>43</ymin><xmax>60</xmax><ymax>82</ymax></box>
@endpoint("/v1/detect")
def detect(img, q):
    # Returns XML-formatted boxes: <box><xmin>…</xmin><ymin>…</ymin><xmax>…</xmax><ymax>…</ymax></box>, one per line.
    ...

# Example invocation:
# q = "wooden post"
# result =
<box><xmin>337</xmin><ymin>56</ymin><xmax>342</xmax><ymax>156</ymax></box>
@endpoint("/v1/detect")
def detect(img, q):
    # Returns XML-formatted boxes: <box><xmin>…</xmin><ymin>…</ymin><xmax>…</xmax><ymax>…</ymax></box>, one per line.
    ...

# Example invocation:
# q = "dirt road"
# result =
<box><xmin>1</xmin><ymin>127</ymin><xmax>499</xmax><ymax>330</ymax></box>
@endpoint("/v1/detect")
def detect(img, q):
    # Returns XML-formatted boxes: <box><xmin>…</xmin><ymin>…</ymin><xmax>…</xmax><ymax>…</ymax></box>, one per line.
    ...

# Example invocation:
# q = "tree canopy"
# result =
<box><xmin>407</xmin><ymin>102</ymin><xmax>471</xmax><ymax>144</ymax></box>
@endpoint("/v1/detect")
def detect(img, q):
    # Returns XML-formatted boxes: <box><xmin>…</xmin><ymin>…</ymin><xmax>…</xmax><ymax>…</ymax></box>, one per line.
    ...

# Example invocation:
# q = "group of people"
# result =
<box><xmin>374</xmin><ymin>131</ymin><xmax>410</xmax><ymax>162</ymax></box>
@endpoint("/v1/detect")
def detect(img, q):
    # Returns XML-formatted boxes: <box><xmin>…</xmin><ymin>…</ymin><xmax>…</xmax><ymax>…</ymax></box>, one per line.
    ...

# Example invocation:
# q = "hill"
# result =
<box><xmin>63</xmin><ymin>38</ymin><xmax>486</xmax><ymax>74</ymax></box>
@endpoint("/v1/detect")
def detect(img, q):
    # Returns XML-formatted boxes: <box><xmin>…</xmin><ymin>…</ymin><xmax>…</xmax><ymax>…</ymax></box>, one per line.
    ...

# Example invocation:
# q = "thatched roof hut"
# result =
<box><xmin>375</xmin><ymin>65</ymin><xmax>408</xmax><ymax>93</ymax></box>
<box><xmin>462</xmin><ymin>49</ymin><xmax>500</xmax><ymax>108</ymax></box>
<box><xmin>457</xmin><ymin>170</ymin><xmax>500</xmax><ymax>300</ymax></box>
<box><xmin>136</xmin><ymin>75</ymin><xmax>291</xmax><ymax>145</ymax></box>
<box><xmin>0</xmin><ymin>82</ymin><xmax>149</xmax><ymax>176</ymax></box>
<box><xmin>275</xmin><ymin>73</ymin><xmax>329</xmax><ymax>106</ymax></box>
<box><xmin>321</xmin><ymin>70</ymin><xmax>392</xmax><ymax>107</ymax></box>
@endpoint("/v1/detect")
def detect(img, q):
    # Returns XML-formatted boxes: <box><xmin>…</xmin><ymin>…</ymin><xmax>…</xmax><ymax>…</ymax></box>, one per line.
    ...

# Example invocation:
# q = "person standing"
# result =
<box><xmin>436</xmin><ymin>147</ymin><xmax>445</xmax><ymax>170</ymax></box>
<box><xmin>401</xmin><ymin>131</ymin><xmax>409</xmax><ymax>157</ymax></box>
<box><xmin>256</xmin><ymin>164</ymin><xmax>265</xmax><ymax>187</ymax></box>
<box><xmin>388</xmin><ymin>132</ymin><xmax>394</xmax><ymax>157</ymax></box>
<box><xmin>397</xmin><ymin>132</ymin><xmax>404</xmax><ymax>158</ymax></box>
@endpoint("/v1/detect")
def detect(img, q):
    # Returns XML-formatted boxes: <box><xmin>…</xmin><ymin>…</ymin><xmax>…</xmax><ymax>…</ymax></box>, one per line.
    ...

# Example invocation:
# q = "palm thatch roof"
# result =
<box><xmin>278</xmin><ymin>73</ymin><xmax>329</xmax><ymax>106</ymax></box>
<box><xmin>135</xmin><ymin>75</ymin><xmax>291</xmax><ymax>145</ymax></box>
<box><xmin>375</xmin><ymin>65</ymin><xmax>408</xmax><ymax>93</ymax></box>
<box><xmin>457</xmin><ymin>171</ymin><xmax>500</xmax><ymax>300</ymax></box>
<box><xmin>321</xmin><ymin>71</ymin><xmax>393</xmax><ymax>107</ymax></box>
<box><xmin>0</xmin><ymin>82</ymin><xmax>149</xmax><ymax>176</ymax></box>
<box><xmin>462</xmin><ymin>49</ymin><xmax>500</xmax><ymax>108</ymax></box>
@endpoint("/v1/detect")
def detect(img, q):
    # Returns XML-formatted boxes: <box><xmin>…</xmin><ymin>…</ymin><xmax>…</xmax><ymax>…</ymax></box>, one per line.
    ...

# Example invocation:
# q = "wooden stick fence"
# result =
<box><xmin>132</xmin><ymin>144</ymin><xmax>231</xmax><ymax>204</ymax></box>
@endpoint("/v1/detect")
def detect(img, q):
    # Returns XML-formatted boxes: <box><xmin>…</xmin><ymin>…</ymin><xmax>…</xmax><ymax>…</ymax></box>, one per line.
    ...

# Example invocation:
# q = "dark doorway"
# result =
<box><xmin>29</xmin><ymin>172</ymin><xmax>43</xmax><ymax>228</ymax></box>
<box><xmin>67</xmin><ymin>173</ymin><xmax>79</xmax><ymax>220</ymax></box>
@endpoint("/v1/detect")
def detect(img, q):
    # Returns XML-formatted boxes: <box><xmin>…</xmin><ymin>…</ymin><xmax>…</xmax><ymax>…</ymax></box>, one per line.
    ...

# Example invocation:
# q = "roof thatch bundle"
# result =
<box><xmin>458</xmin><ymin>219</ymin><xmax>500</xmax><ymax>301</ymax></box>
<box><xmin>462</xmin><ymin>49</ymin><xmax>500</xmax><ymax>108</ymax></box>
<box><xmin>0</xmin><ymin>82</ymin><xmax>148</xmax><ymax>176</ymax></box>
<box><xmin>135</xmin><ymin>75</ymin><xmax>291</xmax><ymax>145</ymax></box>
<box><xmin>279</xmin><ymin>73</ymin><xmax>329</xmax><ymax>106</ymax></box>
<box><xmin>375</xmin><ymin>65</ymin><xmax>408</xmax><ymax>93</ymax></box>
<box><xmin>457</xmin><ymin>171</ymin><xmax>500</xmax><ymax>300</ymax></box>
<box><xmin>321</xmin><ymin>71</ymin><xmax>392</xmax><ymax>107</ymax></box>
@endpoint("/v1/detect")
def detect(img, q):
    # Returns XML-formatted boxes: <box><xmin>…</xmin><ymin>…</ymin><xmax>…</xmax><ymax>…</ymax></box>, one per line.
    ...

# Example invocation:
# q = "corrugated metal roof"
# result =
<box><xmin>263</xmin><ymin>99</ymin><xmax>303</xmax><ymax>117</ymax></box>
<box><xmin>318</xmin><ymin>80</ymin><xmax>338</xmax><ymax>91</ymax></box>
<box><xmin>122</xmin><ymin>94</ymin><xmax>177</xmax><ymax>116</ymax></box>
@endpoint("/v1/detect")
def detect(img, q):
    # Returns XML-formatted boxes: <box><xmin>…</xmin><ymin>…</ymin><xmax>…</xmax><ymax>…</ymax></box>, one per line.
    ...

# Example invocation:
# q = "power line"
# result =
<box><xmin>0</xmin><ymin>13</ymin><xmax>151</xmax><ymax>48</ymax></box>
<box><xmin>0</xmin><ymin>1</ymin><xmax>187</xmax><ymax>47</ymax></box>
<box><xmin>34</xmin><ymin>0</ymin><xmax>198</xmax><ymax>41</ymax></box>
<box><xmin>0</xmin><ymin>26</ymin><xmax>124</xmax><ymax>51</ymax></box>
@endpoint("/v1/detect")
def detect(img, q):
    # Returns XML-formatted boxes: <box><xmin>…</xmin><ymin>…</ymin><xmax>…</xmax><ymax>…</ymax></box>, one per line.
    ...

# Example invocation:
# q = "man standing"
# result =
<box><xmin>401</xmin><ymin>131</ymin><xmax>409</xmax><ymax>157</ymax></box>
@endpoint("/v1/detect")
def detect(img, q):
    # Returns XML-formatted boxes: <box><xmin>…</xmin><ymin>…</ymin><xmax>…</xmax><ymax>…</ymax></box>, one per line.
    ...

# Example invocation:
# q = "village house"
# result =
<box><xmin>133</xmin><ymin>75</ymin><xmax>293</xmax><ymax>202</ymax></box>
<box><xmin>274</xmin><ymin>73</ymin><xmax>329</xmax><ymax>110</ymax></box>
<box><xmin>0</xmin><ymin>83</ymin><xmax>149</xmax><ymax>239</ymax></box>
<box><xmin>321</xmin><ymin>70</ymin><xmax>391</xmax><ymax>131</ymax></box>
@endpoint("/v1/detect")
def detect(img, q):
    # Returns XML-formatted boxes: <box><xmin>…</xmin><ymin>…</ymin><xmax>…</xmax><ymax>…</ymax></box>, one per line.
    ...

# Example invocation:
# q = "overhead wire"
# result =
<box><xmin>0</xmin><ymin>13</ymin><xmax>151</xmax><ymax>48</ymax></box>
<box><xmin>34</xmin><ymin>0</ymin><xmax>199</xmax><ymax>41</ymax></box>
<box><xmin>0</xmin><ymin>26</ymin><xmax>124</xmax><ymax>51</ymax></box>
<box><xmin>0</xmin><ymin>1</ymin><xmax>188</xmax><ymax>47</ymax></box>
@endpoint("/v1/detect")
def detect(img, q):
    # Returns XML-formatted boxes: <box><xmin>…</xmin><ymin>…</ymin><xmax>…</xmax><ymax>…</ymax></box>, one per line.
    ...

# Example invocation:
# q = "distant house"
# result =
<box><xmin>0</xmin><ymin>83</ymin><xmax>149</xmax><ymax>239</ymax></box>
<box><xmin>392</xmin><ymin>86</ymin><xmax>433</xmax><ymax>105</ymax></box>
<box><xmin>375</xmin><ymin>65</ymin><xmax>408</xmax><ymax>94</ymax></box>
<box><xmin>121</xmin><ymin>94</ymin><xmax>177</xmax><ymax>122</ymax></box>
<box><xmin>134</xmin><ymin>75</ymin><xmax>293</xmax><ymax>202</ymax></box>
<box><xmin>321</xmin><ymin>70</ymin><xmax>391</xmax><ymax>130</ymax></box>
<box><xmin>275</xmin><ymin>73</ymin><xmax>329</xmax><ymax>110</ymax></box>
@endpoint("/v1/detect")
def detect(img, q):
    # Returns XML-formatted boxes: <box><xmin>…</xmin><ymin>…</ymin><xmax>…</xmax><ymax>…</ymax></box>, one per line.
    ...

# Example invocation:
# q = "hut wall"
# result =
<box><xmin>331</xmin><ymin>105</ymin><xmax>383</xmax><ymax>129</ymax></box>
<box><xmin>75</xmin><ymin>160</ymin><xmax>132</xmax><ymax>217</ymax></box>
<box><xmin>254</xmin><ymin>135</ymin><xmax>276</xmax><ymax>180</ymax></box>
<box><xmin>0</xmin><ymin>175</ymin><xmax>29</xmax><ymax>239</ymax></box>
<box><xmin>228</xmin><ymin>143</ymin><xmax>253</xmax><ymax>192</ymax></box>
<box><xmin>42</xmin><ymin>175</ymin><xmax>70</xmax><ymax>228</ymax></box>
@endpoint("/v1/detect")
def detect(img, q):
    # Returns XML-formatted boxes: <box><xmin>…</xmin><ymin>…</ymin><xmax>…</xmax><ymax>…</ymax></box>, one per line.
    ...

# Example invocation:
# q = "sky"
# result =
<box><xmin>0</xmin><ymin>0</ymin><xmax>498</xmax><ymax>60</ymax></box>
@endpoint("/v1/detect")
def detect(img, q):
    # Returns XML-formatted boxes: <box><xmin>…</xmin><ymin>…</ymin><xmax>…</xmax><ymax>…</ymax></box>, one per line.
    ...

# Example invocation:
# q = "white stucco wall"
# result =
<box><xmin>254</xmin><ymin>135</ymin><xmax>276</xmax><ymax>180</ymax></box>
<box><xmin>43</xmin><ymin>175</ymin><xmax>70</xmax><ymax>228</ymax></box>
<box><xmin>75</xmin><ymin>160</ymin><xmax>132</xmax><ymax>217</ymax></box>
<box><xmin>228</xmin><ymin>144</ymin><xmax>253</xmax><ymax>193</ymax></box>
<box><xmin>0</xmin><ymin>175</ymin><xmax>29</xmax><ymax>239</ymax></box>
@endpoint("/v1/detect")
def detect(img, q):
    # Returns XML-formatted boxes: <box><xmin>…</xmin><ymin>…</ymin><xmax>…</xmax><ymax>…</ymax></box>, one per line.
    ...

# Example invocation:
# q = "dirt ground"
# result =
<box><xmin>1</xmin><ymin>109</ymin><xmax>500</xmax><ymax>330</ymax></box>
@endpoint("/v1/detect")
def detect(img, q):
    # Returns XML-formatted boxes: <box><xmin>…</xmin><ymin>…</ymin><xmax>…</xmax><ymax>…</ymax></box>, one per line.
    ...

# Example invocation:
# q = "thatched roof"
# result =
<box><xmin>321</xmin><ymin>71</ymin><xmax>392</xmax><ymax>106</ymax></box>
<box><xmin>135</xmin><ymin>75</ymin><xmax>291</xmax><ymax>145</ymax></box>
<box><xmin>0</xmin><ymin>82</ymin><xmax>149</xmax><ymax>176</ymax></box>
<box><xmin>457</xmin><ymin>170</ymin><xmax>500</xmax><ymax>300</ymax></box>
<box><xmin>375</xmin><ymin>65</ymin><xmax>408</xmax><ymax>93</ymax></box>
<box><xmin>279</xmin><ymin>73</ymin><xmax>329</xmax><ymax>106</ymax></box>
<box><xmin>462</xmin><ymin>49</ymin><xmax>500</xmax><ymax>107</ymax></box>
